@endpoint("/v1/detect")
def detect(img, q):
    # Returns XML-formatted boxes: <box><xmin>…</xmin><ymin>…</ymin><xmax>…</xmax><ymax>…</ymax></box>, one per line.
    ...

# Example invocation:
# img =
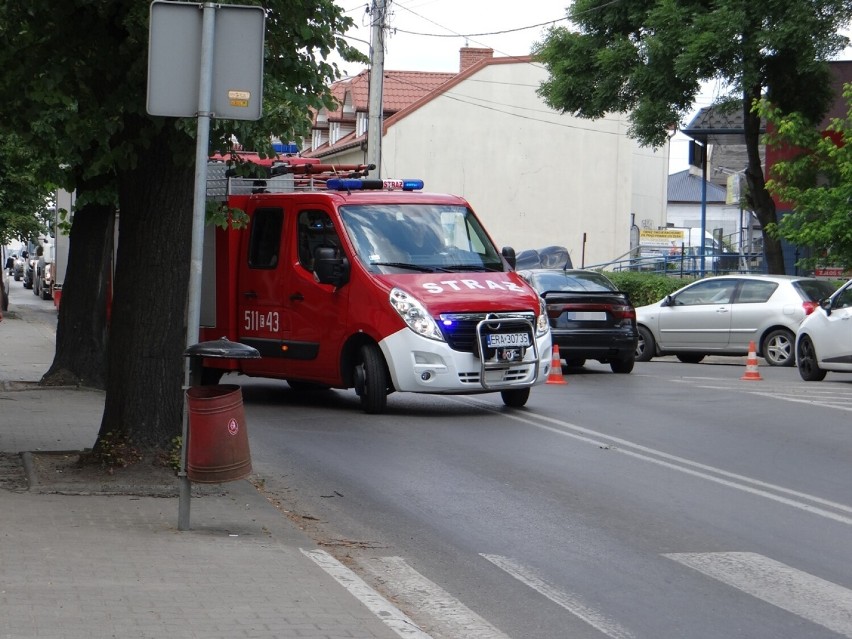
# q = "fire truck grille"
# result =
<box><xmin>438</xmin><ymin>312</ymin><xmax>536</xmax><ymax>354</ymax></box>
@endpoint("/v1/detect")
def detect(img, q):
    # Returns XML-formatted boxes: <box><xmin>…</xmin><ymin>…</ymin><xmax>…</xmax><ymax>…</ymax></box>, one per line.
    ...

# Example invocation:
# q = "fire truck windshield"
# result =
<box><xmin>340</xmin><ymin>204</ymin><xmax>505</xmax><ymax>273</ymax></box>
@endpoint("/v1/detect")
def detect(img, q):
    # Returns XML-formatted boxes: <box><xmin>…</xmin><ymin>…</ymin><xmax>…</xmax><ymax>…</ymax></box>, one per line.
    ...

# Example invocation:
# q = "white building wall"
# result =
<box><xmin>379</xmin><ymin>62</ymin><xmax>669</xmax><ymax>268</ymax></box>
<box><xmin>666</xmin><ymin>202</ymin><xmax>743</xmax><ymax>245</ymax></box>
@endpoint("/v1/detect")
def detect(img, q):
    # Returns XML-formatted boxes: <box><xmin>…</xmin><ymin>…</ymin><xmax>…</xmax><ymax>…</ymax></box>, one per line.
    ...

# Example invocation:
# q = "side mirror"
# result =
<box><xmin>662</xmin><ymin>294</ymin><xmax>674</xmax><ymax>307</ymax></box>
<box><xmin>501</xmin><ymin>246</ymin><xmax>516</xmax><ymax>269</ymax></box>
<box><xmin>820</xmin><ymin>297</ymin><xmax>832</xmax><ymax>316</ymax></box>
<box><xmin>314</xmin><ymin>246</ymin><xmax>349</xmax><ymax>287</ymax></box>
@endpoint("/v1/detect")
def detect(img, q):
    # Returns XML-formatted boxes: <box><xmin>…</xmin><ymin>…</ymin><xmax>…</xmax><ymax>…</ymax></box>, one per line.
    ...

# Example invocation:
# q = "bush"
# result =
<box><xmin>605</xmin><ymin>271</ymin><xmax>694</xmax><ymax>307</ymax></box>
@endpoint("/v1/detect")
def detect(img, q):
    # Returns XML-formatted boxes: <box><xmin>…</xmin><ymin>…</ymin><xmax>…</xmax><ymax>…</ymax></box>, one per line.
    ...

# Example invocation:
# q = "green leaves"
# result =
<box><xmin>759</xmin><ymin>86</ymin><xmax>852</xmax><ymax>269</ymax></box>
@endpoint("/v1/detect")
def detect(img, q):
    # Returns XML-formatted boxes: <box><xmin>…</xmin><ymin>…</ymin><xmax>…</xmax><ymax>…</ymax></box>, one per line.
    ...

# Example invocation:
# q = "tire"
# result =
<box><xmin>610</xmin><ymin>354</ymin><xmax>635</xmax><ymax>374</ymax></box>
<box><xmin>762</xmin><ymin>328</ymin><xmax>795</xmax><ymax>367</ymax></box>
<box><xmin>796</xmin><ymin>335</ymin><xmax>827</xmax><ymax>381</ymax></box>
<box><xmin>501</xmin><ymin>387</ymin><xmax>530</xmax><ymax>408</ymax></box>
<box><xmin>353</xmin><ymin>343</ymin><xmax>388</xmax><ymax>414</ymax></box>
<box><xmin>676</xmin><ymin>354</ymin><xmax>705</xmax><ymax>364</ymax></box>
<box><xmin>635</xmin><ymin>326</ymin><xmax>656</xmax><ymax>362</ymax></box>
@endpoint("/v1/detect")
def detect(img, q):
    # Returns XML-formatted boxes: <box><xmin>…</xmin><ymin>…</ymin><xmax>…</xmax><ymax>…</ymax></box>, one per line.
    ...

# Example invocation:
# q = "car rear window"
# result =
<box><xmin>736</xmin><ymin>280</ymin><xmax>777</xmax><ymax>303</ymax></box>
<box><xmin>533</xmin><ymin>272</ymin><xmax>616</xmax><ymax>293</ymax></box>
<box><xmin>795</xmin><ymin>279</ymin><xmax>838</xmax><ymax>302</ymax></box>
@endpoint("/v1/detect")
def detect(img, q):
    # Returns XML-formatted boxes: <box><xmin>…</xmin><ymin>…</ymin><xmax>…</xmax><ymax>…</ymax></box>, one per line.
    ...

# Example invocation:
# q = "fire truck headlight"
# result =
<box><xmin>536</xmin><ymin>297</ymin><xmax>550</xmax><ymax>337</ymax></box>
<box><xmin>389</xmin><ymin>288</ymin><xmax>444</xmax><ymax>341</ymax></box>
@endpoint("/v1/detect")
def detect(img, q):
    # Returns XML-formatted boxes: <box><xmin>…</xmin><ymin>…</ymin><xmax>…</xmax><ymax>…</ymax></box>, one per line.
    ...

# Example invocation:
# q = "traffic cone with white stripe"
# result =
<box><xmin>741</xmin><ymin>340</ymin><xmax>763</xmax><ymax>381</ymax></box>
<box><xmin>547</xmin><ymin>345</ymin><xmax>568</xmax><ymax>385</ymax></box>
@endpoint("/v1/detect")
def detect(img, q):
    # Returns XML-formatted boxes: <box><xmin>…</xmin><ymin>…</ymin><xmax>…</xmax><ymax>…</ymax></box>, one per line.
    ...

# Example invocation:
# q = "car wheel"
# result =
<box><xmin>796</xmin><ymin>335</ymin><xmax>827</xmax><ymax>381</ymax></box>
<box><xmin>676</xmin><ymin>354</ymin><xmax>705</xmax><ymax>364</ymax></box>
<box><xmin>610</xmin><ymin>354</ymin><xmax>635</xmax><ymax>374</ymax></box>
<box><xmin>635</xmin><ymin>326</ymin><xmax>655</xmax><ymax>362</ymax></box>
<box><xmin>353</xmin><ymin>343</ymin><xmax>388</xmax><ymax>414</ymax></box>
<box><xmin>501</xmin><ymin>387</ymin><xmax>530</xmax><ymax>408</ymax></box>
<box><xmin>762</xmin><ymin>328</ymin><xmax>795</xmax><ymax>367</ymax></box>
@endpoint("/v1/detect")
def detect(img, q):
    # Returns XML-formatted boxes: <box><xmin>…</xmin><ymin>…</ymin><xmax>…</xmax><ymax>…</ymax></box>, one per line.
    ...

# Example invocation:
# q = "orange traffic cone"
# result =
<box><xmin>741</xmin><ymin>340</ymin><xmax>763</xmax><ymax>381</ymax></box>
<box><xmin>547</xmin><ymin>345</ymin><xmax>568</xmax><ymax>385</ymax></box>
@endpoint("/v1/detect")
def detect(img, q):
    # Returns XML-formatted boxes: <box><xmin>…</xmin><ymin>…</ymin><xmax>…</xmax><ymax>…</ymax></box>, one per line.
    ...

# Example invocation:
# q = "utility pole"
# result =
<box><xmin>366</xmin><ymin>0</ymin><xmax>387</xmax><ymax>178</ymax></box>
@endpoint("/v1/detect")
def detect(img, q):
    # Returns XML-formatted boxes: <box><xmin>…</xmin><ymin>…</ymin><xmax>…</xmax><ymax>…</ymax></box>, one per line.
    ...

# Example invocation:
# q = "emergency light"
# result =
<box><xmin>326</xmin><ymin>178</ymin><xmax>424</xmax><ymax>192</ymax></box>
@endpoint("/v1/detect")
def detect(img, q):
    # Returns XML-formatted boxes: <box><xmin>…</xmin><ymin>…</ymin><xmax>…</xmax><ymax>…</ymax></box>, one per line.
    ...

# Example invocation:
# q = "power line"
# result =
<box><xmin>392</xmin><ymin>17</ymin><xmax>568</xmax><ymax>38</ymax></box>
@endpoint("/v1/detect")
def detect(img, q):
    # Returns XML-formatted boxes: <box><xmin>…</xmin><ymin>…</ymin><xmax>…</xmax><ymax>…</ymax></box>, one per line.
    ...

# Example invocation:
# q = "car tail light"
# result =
<box><xmin>611</xmin><ymin>305</ymin><xmax>636</xmax><ymax>320</ymax></box>
<box><xmin>802</xmin><ymin>300</ymin><xmax>819</xmax><ymax>315</ymax></box>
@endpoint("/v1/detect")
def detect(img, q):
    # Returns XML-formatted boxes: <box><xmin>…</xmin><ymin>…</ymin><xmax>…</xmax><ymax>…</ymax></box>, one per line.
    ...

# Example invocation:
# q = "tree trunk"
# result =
<box><xmin>96</xmin><ymin>126</ymin><xmax>195</xmax><ymax>452</ymax></box>
<box><xmin>742</xmin><ymin>87</ymin><xmax>786</xmax><ymax>275</ymax></box>
<box><xmin>42</xmin><ymin>200</ymin><xmax>114</xmax><ymax>388</ymax></box>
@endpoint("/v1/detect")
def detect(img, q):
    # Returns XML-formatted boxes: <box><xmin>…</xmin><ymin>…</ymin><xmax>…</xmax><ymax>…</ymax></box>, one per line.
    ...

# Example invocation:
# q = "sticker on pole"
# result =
<box><xmin>228</xmin><ymin>418</ymin><xmax>239</xmax><ymax>436</ymax></box>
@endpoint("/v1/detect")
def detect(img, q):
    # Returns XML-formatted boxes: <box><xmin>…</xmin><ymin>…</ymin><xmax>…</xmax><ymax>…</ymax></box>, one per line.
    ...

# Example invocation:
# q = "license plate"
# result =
<box><xmin>486</xmin><ymin>332</ymin><xmax>531</xmax><ymax>347</ymax></box>
<box><xmin>566</xmin><ymin>311</ymin><xmax>607</xmax><ymax>321</ymax></box>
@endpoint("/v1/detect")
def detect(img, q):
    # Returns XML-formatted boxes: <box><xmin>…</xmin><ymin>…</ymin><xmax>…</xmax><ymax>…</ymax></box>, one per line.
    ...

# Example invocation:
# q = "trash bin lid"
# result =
<box><xmin>185</xmin><ymin>338</ymin><xmax>261</xmax><ymax>360</ymax></box>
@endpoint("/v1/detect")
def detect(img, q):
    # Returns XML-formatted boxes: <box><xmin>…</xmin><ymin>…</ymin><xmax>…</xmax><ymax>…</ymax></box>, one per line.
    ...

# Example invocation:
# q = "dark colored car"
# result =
<box><xmin>519</xmin><ymin>269</ymin><xmax>638</xmax><ymax>373</ymax></box>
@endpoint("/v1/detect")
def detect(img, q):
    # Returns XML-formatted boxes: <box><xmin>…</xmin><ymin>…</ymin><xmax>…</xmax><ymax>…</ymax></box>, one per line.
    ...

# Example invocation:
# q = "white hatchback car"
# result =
<box><xmin>635</xmin><ymin>275</ymin><xmax>837</xmax><ymax>366</ymax></box>
<box><xmin>795</xmin><ymin>279</ymin><xmax>852</xmax><ymax>381</ymax></box>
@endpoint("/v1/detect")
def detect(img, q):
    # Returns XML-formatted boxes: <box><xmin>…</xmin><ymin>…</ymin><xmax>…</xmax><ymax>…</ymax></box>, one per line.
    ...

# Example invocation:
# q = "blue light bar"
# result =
<box><xmin>326</xmin><ymin>178</ymin><xmax>425</xmax><ymax>192</ymax></box>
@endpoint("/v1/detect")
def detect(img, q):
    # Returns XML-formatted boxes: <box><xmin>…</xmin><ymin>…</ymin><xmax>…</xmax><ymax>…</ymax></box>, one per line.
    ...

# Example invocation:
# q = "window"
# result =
<box><xmin>736</xmin><ymin>280</ymin><xmax>777</xmax><ymax>304</ymax></box>
<box><xmin>248</xmin><ymin>208</ymin><xmax>283</xmax><ymax>269</ymax></box>
<box><xmin>298</xmin><ymin>210</ymin><xmax>340</xmax><ymax>271</ymax></box>
<box><xmin>674</xmin><ymin>280</ymin><xmax>738</xmax><ymax>306</ymax></box>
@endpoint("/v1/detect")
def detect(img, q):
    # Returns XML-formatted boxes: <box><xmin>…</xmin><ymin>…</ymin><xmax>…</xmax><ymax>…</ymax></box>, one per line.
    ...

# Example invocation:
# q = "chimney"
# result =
<box><xmin>459</xmin><ymin>47</ymin><xmax>494</xmax><ymax>72</ymax></box>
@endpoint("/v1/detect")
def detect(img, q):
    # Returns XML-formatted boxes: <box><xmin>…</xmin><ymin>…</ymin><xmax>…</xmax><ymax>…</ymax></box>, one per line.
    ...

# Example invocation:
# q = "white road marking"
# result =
<box><xmin>300</xmin><ymin>548</ymin><xmax>434</xmax><ymax>638</ymax></box>
<box><xmin>665</xmin><ymin>552</ymin><xmax>852</xmax><ymax>638</ymax></box>
<box><xmin>455</xmin><ymin>397</ymin><xmax>852</xmax><ymax>526</ymax></box>
<box><xmin>357</xmin><ymin>556</ymin><xmax>511</xmax><ymax>639</ymax></box>
<box><xmin>481</xmin><ymin>554</ymin><xmax>636</xmax><ymax>639</ymax></box>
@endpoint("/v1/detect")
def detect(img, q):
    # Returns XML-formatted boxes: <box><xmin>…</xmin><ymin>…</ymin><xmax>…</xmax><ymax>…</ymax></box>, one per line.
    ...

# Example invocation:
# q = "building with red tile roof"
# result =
<box><xmin>303</xmin><ymin>48</ymin><xmax>670</xmax><ymax>266</ymax></box>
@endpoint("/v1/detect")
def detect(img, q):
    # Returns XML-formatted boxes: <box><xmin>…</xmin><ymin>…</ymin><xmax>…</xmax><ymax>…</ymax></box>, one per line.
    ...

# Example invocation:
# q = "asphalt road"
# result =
<box><xmin>238</xmin><ymin>357</ymin><xmax>852</xmax><ymax>639</ymax></box>
<box><xmin>10</xmin><ymin>276</ymin><xmax>851</xmax><ymax>638</ymax></box>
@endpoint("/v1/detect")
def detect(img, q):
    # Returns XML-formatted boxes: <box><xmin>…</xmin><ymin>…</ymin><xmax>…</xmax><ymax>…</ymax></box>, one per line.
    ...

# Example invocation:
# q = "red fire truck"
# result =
<box><xmin>198</xmin><ymin>160</ymin><xmax>552</xmax><ymax>413</ymax></box>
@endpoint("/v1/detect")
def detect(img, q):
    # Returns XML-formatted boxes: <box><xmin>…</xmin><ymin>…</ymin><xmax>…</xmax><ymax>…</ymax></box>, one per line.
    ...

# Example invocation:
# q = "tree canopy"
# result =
<box><xmin>0</xmin><ymin>132</ymin><xmax>54</xmax><ymax>247</ymax></box>
<box><xmin>760</xmin><ymin>84</ymin><xmax>852</xmax><ymax>270</ymax></box>
<box><xmin>0</xmin><ymin>0</ymin><xmax>363</xmax><ymax>453</ymax></box>
<box><xmin>534</xmin><ymin>0</ymin><xmax>852</xmax><ymax>274</ymax></box>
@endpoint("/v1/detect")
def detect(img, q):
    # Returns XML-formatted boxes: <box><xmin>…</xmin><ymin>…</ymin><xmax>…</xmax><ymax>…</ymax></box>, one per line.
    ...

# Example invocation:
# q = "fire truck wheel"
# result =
<box><xmin>354</xmin><ymin>343</ymin><xmax>388</xmax><ymax>414</ymax></box>
<box><xmin>500</xmin><ymin>387</ymin><xmax>530</xmax><ymax>408</ymax></box>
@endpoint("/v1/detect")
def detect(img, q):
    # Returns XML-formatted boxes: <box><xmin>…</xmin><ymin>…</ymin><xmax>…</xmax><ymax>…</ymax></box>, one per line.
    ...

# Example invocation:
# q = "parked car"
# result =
<box><xmin>519</xmin><ymin>269</ymin><xmax>637</xmax><ymax>373</ymax></box>
<box><xmin>635</xmin><ymin>274</ymin><xmax>837</xmax><ymax>367</ymax></box>
<box><xmin>795</xmin><ymin>279</ymin><xmax>852</xmax><ymax>381</ymax></box>
<box><xmin>11</xmin><ymin>253</ymin><xmax>24</xmax><ymax>281</ymax></box>
<box><xmin>22</xmin><ymin>253</ymin><xmax>37</xmax><ymax>290</ymax></box>
<box><xmin>1</xmin><ymin>246</ymin><xmax>9</xmax><ymax>312</ymax></box>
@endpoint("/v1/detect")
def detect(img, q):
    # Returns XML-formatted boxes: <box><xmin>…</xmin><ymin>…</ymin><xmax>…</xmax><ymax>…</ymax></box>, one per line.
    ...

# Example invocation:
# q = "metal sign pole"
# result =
<box><xmin>178</xmin><ymin>2</ymin><xmax>217</xmax><ymax>531</ymax></box>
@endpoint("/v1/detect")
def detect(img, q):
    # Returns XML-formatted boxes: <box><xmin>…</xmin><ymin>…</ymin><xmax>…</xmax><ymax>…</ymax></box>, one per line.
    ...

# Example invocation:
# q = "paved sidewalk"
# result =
<box><xmin>0</xmin><ymin>285</ymin><xmax>403</xmax><ymax>639</ymax></box>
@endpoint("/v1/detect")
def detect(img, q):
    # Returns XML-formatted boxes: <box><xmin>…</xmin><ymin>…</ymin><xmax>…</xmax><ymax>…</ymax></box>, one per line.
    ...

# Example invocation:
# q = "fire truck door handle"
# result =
<box><xmin>242</xmin><ymin>290</ymin><xmax>257</xmax><ymax>299</ymax></box>
<box><xmin>290</xmin><ymin>292</ymin><xmax>304</xmax><ymax>302</ymax></box>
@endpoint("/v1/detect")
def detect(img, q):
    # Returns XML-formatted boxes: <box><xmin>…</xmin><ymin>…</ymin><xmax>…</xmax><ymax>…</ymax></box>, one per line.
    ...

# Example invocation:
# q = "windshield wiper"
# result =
<box><xmin>438</xmin><ymin>263</ymin><xmax>502</xmax><ymax>272</ymax></box>
<box><xmin>370</xmin><ymin>261</ymin><xmax>437</xmax><ymax>273</ymax></box>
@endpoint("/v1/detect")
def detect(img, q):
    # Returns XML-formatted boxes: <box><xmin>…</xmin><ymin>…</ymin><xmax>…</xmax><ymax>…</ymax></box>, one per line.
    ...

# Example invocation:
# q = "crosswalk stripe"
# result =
<box><xmin>357</xmin><ymin>556</ymin><xmax>511</xmax><ymax>639</ymax></box>
<box><xmin>481</xmin><ymin>554</ymin><xmax>636</xmax><ymax>639</ymax></box>
<box><xmin>301</xmin><ymin>548</ymin><xmax>434</xmax><ymax>638</ymax></box>
<box><xmin>665</xmin><ymin>552</ymin><xmax>852</xmax><ymax>638</ymax></box>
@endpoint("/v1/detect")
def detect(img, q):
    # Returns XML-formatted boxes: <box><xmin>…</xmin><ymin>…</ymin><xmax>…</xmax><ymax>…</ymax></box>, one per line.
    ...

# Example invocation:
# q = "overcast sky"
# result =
<box><xmin>333</xmin><ymin>1</ymin><xmax>852</xmax><ymax>174</ymax></box>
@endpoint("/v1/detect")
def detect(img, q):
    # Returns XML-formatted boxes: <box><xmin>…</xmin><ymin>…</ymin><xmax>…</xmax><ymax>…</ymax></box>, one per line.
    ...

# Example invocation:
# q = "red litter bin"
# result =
<box><xmin>186</xmin><ymin>384</ymin><xmax>252</xmax><ymax>483</ymax></box>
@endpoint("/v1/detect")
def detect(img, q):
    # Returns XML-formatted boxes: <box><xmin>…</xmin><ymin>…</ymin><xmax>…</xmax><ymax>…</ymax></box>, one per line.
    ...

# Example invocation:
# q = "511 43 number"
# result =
<box><xmin>244</xmin><ymin>310</ymin><xmax>280</xmax><ymax>333</ymax></box>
